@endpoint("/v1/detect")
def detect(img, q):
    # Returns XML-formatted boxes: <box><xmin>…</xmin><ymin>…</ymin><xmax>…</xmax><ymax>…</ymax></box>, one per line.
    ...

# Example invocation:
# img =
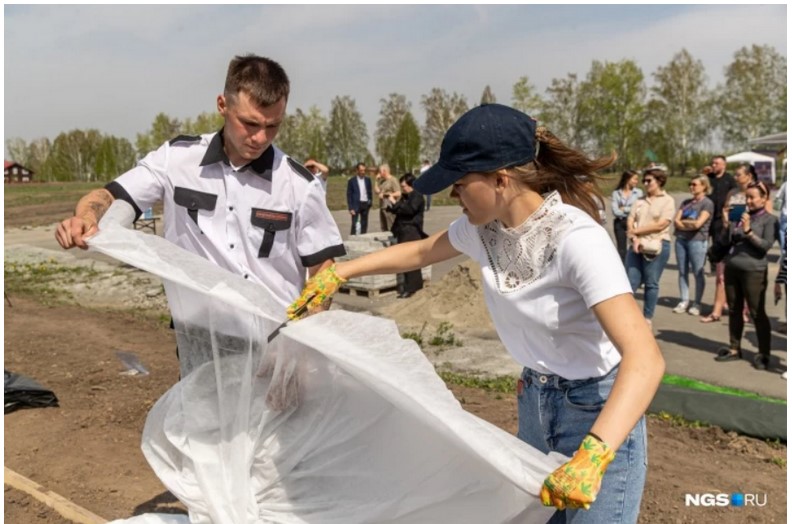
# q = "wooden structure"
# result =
<box><xmin>4</xmin><ymin>161</ymin><xmax>34</xmax><ymax>183</ymax></box>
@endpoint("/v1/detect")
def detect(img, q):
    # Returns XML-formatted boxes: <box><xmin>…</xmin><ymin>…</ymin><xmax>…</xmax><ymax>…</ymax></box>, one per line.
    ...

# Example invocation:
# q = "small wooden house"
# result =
<box><xmin>4</xmin><ymin>161</ymin><xmax>34</xmax><ymax>183</ymax></box>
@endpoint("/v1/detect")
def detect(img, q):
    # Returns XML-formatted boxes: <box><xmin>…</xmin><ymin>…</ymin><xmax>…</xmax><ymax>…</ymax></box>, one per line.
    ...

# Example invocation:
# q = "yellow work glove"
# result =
<box><xmin>286</xmin><ymin>264</ymin><xmax>347</xmax><ymax>320</ymax></box>
<box><xmin>540</xmin><ymin>433</ymin><xmax>615</xmax><ymax>511</ymax></box>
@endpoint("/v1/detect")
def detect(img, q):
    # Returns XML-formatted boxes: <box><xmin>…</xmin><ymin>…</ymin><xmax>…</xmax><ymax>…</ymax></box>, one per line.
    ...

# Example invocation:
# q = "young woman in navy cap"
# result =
<box><xmin>288</xmin><ymin>104</ymin><xmax>664</xmax><ymax>523</ymax></box>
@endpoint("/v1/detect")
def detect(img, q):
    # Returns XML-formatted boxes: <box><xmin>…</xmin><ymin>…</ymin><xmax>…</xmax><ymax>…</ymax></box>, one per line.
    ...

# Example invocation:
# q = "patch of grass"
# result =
<box><xmin>769</xmin><ymin>457</ymin><xmax>786</xmax><ymax>469</ymax></box>
<box><xmin>662</xmin><ymin>374</ymin><xmax>787</xmax><ymax>405</ymax></box>
<box><xmin>648</xmin><ymin>410</ymin><xmax>710</xmax><ymax>429</ymax></box>
<box><xmin>3</xmin><ymin>181</ymin><xmax>105</xmax><ymax>208</ymax></box>
<box><xmin>4</xmin><ymin>259</ymin><xmax>99</xmax><ymax>304</ymax></box>
<box><xmin>438</xmin><ymin>370</ymin><xmax>517</xmax><ymax>394</ymax></box>
<box><xmin>428</xmin><ymin>321</ymin><xmax>462</xmax><ymax>347</ymax></box>
<box><xmin>401</xmin><ymin>322</ymin><xmax>427</xmax><ymax>348</ymax></box>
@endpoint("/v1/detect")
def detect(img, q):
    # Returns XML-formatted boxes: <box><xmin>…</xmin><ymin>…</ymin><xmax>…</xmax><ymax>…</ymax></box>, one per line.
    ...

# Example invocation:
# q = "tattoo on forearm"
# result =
<box><xmin>78</xmin><ymin>190</ymin><xmax>113</xmax><ymax>223</ymax></box>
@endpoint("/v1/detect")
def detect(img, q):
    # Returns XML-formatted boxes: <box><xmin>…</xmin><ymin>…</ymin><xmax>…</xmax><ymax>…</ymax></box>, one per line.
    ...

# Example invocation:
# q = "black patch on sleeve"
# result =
<box><xmin>287</xmin><ymin>157</ymin><xmax>316</xmax><ymax>183</ymax></box>
<box><xmin>300</xmin><ymin>244</ymin><xmax>347</xmax><ymax>268</ymax></box>
<box><xmin>169</xmin><ymin>134</ymin><xmax>202</xmax><ymax>146</ymax></box>
<box><xmin>105</xmin><ymin>181</ymin><xmax>143</xmax><ymax>222</ymax></box>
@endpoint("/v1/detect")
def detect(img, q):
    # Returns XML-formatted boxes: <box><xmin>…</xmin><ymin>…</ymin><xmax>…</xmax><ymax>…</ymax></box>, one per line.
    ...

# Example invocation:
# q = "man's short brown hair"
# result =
<box><xmin>224</xmin><ymin>54</ymin><xmax>290</xmax><ymax>108</ymax></box>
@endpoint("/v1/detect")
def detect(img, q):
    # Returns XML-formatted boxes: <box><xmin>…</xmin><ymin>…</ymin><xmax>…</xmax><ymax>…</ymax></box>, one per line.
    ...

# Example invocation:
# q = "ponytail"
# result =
<box><xmin>508</xmin><ymin>126</ymin><xmax>616</xmax><ymax>223</ymax></box>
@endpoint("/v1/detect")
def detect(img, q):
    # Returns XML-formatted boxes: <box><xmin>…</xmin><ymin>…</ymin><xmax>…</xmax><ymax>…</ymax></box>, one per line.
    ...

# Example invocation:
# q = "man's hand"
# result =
<box><xmin>286</xmin><ymin>264</ymin><xmax>347</xmax><ymax>320</ymax></box>
<box><xmin>55</xmin><ymin>216</ymin><xmax>98</xmax><ymax>250</ymax></box>
<box><xmin>540</xmin><ymin>433</ymin><xmax>615</xmax><ymax>510</ymax></box>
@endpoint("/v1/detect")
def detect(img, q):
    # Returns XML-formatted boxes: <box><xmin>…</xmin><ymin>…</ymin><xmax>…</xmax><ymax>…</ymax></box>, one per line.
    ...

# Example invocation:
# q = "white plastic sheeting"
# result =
<box><xmin>94</xmin><ymin>202</ymin><xmax>563</xmax><ymax>524</ymax></box>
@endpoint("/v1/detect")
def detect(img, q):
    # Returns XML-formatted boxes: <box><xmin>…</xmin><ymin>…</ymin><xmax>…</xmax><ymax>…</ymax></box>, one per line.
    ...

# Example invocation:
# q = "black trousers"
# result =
<box><xmin>724</xmin><ymin>265</ymin><xmax>771</xmax><ymax>357</ymax></box>
<box><xmin>613</xmin><ymin>217</ymin><xmax>628</xmax><ymax>265</ymax></box>
<box><xmin>350</xmin><ymin>202</ymin><xmax>371</xmax><ymax>235</ymax></box>
<box><xmin>396</xmin><ymin>225</ymin><xmax>424</xmax><ymax>294</ymax></box>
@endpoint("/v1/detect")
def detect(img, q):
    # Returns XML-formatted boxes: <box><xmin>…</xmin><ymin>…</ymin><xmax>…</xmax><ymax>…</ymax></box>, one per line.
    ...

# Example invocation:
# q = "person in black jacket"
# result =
<box><xmin>387</xmin><ymin>173</ymin><xmax>427</xmax><ymax>298</ymax></box>
<box><xmin>715</xmin><ymin>181</ymin><xmax>778</xmax><ymax>370</ymax></box>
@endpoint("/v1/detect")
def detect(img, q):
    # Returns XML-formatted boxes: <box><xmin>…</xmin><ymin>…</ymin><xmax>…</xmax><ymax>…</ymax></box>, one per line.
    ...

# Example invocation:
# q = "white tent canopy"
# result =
<box><xmin>748</xmin><ymin>132</ymin><xmax>787</xmax><ymax>146</ymax></box>
<box><xmin>726</xmin><ymin>151</ymin><xmax>776</xmax><ymax>184</ymax></box>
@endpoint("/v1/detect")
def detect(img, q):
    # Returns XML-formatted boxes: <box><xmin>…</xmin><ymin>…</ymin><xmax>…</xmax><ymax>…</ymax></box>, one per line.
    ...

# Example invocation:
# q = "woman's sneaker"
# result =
<box><xmin>687</xmin><ymin>304</ymin><xmax>701</xmax><ymax>316</ymax></box>
<box><xmin>672</xmin><ymin>302</ymin><xmax>689</xmax><ymax>314</ymax></box>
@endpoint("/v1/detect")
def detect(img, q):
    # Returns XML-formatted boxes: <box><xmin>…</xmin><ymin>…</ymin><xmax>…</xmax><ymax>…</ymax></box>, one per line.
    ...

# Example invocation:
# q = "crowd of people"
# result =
<box><xmin>606</xmin><ymin>157</ymin><xmax>786</xmax><ymax>376</ymax></box>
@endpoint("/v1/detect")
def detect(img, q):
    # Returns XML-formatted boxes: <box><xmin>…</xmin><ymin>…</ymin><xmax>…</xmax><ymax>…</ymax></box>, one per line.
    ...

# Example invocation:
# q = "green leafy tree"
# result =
<box><xmin>480</xmin><ymin>85</ymin><xmax>497</xmax><ymax>105</ymax></box>
<box><xmin>181</xmin><ymin>112</ymin><xmax>224</xmax><ymax>136</ymax></box>
<box><xmin>578</xmin><ymin>60</ymin><xmax>646</xmax><ymax>168</ymax></box>
<box><xmin>136</xmin><ymin>113</ymin><xmax>181</xmax><ymax>157</ymax></box>
<box><xmin>94</xmin><ymin>136</ymin><xmax>136</xmax><ymax>181</ymax></box>
<box><xmin>388</xmin><ymin>112</ymin><xmax>421</xmax><ymax>175</ymax></box>
<box><xmin>511</xmin><ymin>76</ymin><xmax>542</xmax><ymax>116</ymax></box>
<box><xmin>45</xmin><ymin>129</ymin><xmax>104</xmax><ymax>181</ymax></box>
<box><xmin>26</xmin><ymin>138</ymin><xmax>53</xmax><ymax>181</ymax></box>
<box><xmin>538</xmin><ymin>74</ymin><xmax>584</xmax><ymax>148</ymax></box>
<box><xmin>375</xmin><ymin>94</ymin><xmax>411</xmax><ymax>164</ymax></box>
<box><xmin>326</xmin><ymin>96</ymin><xmax>369</xmax><ymax>172</ymax></box>
<box><xmin>648</xmin><ymin>49</ymin><xmax>714</xmax><ymax>175</ymax></box>
<box><xmin>421</xmin><ymin>88</ymin><xmax>469</xmax><ymax>162</ymax></box>
<box><xmin>5</xmin><ymin>138</ymin><xmax>29</xmax><ymax>166</ymax></box>
<box><xmin>277</xmin><ymin>106</ymin><xmax>328</xmax><ymax>164</ymax></box>
<box><xmin>720</xmin><ymin>44</ymin><xmax>787</xmax><ymax>148</ymax></box>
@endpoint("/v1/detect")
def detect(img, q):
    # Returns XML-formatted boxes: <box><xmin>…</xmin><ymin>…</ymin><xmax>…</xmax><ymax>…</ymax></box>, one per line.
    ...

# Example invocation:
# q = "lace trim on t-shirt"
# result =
<box><xmin>478</xmin><ymin>191</ymin><xmax>572</xmax><ymax>293</ymax></box>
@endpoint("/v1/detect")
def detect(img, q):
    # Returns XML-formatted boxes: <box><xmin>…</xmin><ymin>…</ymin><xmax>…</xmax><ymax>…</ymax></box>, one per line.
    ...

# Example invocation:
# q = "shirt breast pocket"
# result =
<box><xmin>249</xmin><ymin>208</ymin><xmax>293</xmax><ymax>258</ymax></box>
<box><xmin>173</xmin><ymin>187</ymin><xmax>218</xmax><ymax>233</ymax></box>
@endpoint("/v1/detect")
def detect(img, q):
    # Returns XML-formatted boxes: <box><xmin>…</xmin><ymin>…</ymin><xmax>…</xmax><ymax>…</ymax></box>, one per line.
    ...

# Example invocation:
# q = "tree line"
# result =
<box><xmin>6</xmin><ymin>44</ymin><xmax>786</xmax><ymax>182</ymax></box>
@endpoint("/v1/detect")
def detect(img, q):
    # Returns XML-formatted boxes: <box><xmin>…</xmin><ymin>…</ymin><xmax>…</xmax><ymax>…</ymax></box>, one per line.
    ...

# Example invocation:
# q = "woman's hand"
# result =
<box><xmin>631</xmin><ymin>237</ymin><xmax>642</xmax><ymax>254</ymax></box>
<box><xmin>540</xmin><ymin>433</ymin><xmax>615</xmax><ymax>510</ymax></box>
<box><xmin>286</xmin><ymin>264</ymin><xmax>347</xmax><ymax>320</ymax></box>
<box><xmin>741</xmin><ymin>212</ymin><xmax>751</xmax><ymax>233</ymax></box>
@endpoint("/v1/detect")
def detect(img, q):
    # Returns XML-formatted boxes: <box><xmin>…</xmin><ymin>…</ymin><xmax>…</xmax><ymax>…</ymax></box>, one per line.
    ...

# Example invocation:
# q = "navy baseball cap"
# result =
<box><xmin>414</xmin><ymin>103</ymin><xmax>537</xmax><ymax>195</ymax></box>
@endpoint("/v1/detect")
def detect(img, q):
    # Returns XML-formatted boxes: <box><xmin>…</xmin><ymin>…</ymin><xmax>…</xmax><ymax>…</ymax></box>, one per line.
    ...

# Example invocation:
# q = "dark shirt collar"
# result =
<box><xmin>200</xmin><ymin>129</ymin><xmax>274</xmax><ymax>181</ymax></box>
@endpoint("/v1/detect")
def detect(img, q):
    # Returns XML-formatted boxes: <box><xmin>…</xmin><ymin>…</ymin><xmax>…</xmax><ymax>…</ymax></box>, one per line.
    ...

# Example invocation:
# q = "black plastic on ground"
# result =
<box><xmin>648</xmin><ymin>383</ymin><xmax>787</xmax><ymax>442</ymax></box>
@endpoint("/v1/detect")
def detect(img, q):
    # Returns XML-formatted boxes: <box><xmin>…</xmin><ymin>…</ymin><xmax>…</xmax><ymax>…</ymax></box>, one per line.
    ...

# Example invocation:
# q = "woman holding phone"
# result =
<box><xmin>715</xmin><ymin>180</ymin><xmax>778</xmax><ymax>370</ymax></box>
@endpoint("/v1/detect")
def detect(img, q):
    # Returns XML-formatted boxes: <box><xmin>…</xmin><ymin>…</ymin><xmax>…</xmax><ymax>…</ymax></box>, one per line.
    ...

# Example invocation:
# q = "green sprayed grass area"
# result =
<box><xmin>437</xmin><ymin>370</ymin><xmax>786</xmax><ymax>406</ymax></box>
<box><xmin>662</xmin><ymin>374</ymin><xmax>786</xmax><ymax>405</ymax></box>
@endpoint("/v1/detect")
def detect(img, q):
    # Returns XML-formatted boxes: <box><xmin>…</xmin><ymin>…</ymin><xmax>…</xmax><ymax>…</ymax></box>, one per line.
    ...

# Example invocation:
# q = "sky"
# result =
<box><xmin>3</xmin><ymin>4</ymin><xmax>788</xmax><ymax>155</ymax></box>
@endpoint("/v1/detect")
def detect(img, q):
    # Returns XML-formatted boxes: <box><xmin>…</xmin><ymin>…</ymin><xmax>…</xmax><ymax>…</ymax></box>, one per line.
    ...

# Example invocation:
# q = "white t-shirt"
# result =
<box><xmin>447</xmin><ymin>192</ymin><xmax>631</xmax><ymax>379</ymax></box>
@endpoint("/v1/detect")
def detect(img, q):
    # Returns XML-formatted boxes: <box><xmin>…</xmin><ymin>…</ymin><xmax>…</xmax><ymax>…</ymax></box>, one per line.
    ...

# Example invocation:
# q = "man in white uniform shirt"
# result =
<box><xmin>56</xmin><ymin>54</ymin><xmax>345</xmax><ymax>318</ymax></box>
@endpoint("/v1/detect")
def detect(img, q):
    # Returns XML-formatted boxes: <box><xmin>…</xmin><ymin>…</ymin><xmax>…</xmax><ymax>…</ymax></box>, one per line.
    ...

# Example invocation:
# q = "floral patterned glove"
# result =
<box><xmin>540</xmin><ymin>433</ymin><xmax>615</xmax><ymax>510</ymax></box>
<box><xmin>286</xmin><ymin>264</ymin><xmax>347</xmax><ymax>320</ymax></box>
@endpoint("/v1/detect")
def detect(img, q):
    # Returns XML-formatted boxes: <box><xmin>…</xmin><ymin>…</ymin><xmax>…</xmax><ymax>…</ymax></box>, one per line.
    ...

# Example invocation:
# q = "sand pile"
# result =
<box><xmin>383</xmin><ymin>259</ymin><xmax>494</xmax><ymax>333</ymax></box>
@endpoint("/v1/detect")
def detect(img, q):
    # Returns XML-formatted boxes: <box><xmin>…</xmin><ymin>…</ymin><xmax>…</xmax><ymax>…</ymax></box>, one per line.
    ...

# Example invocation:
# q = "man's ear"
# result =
<box><xmin>217</xmin><ymin>94</ymin><xmax>227</xmax><ymax>116</ymax></box>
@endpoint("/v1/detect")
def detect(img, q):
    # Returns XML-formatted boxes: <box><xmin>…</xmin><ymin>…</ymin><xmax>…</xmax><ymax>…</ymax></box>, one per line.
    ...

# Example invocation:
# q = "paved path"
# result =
<box><xmin>330</xmin><ymin>196</ymin><xmax>788</xmax><ymax>400</ymax></box>
<box><xmin>6</xmin><ymin>194</ymin><xmax>786</xmax><ymax>399</ymax></box>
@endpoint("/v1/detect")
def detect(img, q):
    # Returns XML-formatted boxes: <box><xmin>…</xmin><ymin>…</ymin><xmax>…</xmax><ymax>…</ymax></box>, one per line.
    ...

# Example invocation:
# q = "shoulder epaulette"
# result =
<box><xmin>169</xmin><ymin>135</ymin><xmax>202</xmax><ymax>146</ymax></box>
<box><xmin>287</xmin><ymin>157</ymin><xmax>316</xmax><ymax>183</ymax></box>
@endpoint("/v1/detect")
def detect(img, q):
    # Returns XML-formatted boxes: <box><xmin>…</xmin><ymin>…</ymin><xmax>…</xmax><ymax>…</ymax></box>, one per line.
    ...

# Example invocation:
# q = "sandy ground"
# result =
<box><xmin>4</xmin><ymin>222</ymin><xmax>787</xmax><ymax>523</ymax></box>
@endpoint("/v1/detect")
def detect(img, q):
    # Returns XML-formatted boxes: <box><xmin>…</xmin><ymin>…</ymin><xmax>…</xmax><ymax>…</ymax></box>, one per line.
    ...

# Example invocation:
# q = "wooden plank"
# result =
<box><xmin>4</xmin><ymin>466</ymin><xmax>107</xmax><ymax>524</ymax></box>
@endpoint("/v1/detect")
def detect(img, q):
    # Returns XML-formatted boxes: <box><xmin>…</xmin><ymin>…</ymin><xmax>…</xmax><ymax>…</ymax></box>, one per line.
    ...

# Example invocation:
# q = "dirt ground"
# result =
<box><xmin>4</xmin><ymin>292</ymin><xmax>786</xmax><ymax>523</ymax></box>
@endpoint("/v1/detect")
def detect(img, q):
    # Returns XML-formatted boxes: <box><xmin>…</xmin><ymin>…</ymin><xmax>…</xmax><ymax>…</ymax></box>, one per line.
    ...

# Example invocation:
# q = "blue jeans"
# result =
<box><xmin>674</xmin><ymin>237</ymin><xmax>707</xmax><ymax>306</ymax></box>
<box><xmin>517</xmin><ymin>366</ymin><xmax>647</xmax><ymax>523</ymax></box>
<box><xmin>626</xmin><ymin>240</ymin><xmax>671</xmax><ymax>319</ymax></box>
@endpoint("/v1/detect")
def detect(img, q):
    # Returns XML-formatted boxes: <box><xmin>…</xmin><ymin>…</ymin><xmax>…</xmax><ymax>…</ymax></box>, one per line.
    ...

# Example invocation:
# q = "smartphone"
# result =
<box><xmin>728</xmin><ymin>204</ymin><xmax>747</xmax><ymax>223</ymax></box>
